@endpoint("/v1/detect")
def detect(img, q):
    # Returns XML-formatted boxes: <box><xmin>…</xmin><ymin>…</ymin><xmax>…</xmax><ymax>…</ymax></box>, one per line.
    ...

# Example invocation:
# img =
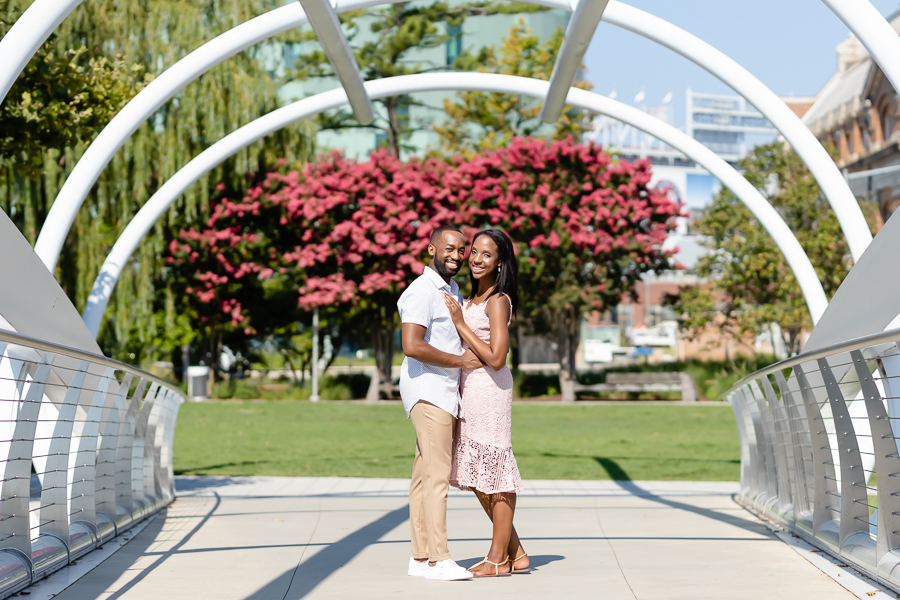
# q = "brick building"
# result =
<box><xmin>796</xmin><ymin>10</ymin><xmax>900</xmax><ymax>227</ymax></box>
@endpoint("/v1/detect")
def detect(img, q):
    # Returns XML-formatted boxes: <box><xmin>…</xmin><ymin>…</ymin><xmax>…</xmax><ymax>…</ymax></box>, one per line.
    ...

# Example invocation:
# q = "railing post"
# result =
<box><xmin>145</xmin><ymin>388</ymin><xmax>167</xmax><ymax>504</ymax></box>
<box><xmin>0</xmin><ymin>353</ymin><xmax>54</xmax><ymax>557</ymax></box>
<box><xmin>153</xmin><ymin>391</ymin><xmax>174</xmax><ymax>501</ymax></box>
<box><xmin>851</xmin><ymin>350</ymin><xmax>900</xmax><ymax>571</ymax></box>
<box><xmin>70</xmin><ymin>367</ymin><xmax>116</xmax><ymax>537</ymax></box>
<box><xmin>35</xmin><ymin>360</ymin><xmax>89</xmax><ymax>547</ymax></box>
<box><xmin>163</xmin><ymin>397</ymin><xmax>182</xmax><ymax>497</ymax></box>
<box><xmin>818</xmin><ymin>357</ymin><xmax>871</xmax><ymax>565</ymax></box>
<box><xmin>728</xmin><ymin>391</ymin><xmax>752</xmax><ymax>499</ymax></box>
<box><xmin>747</xmin><ymin>380</ymin><xmax>779</xmax><ymax>514</ymax></box>
<box><xmin>94</xmin><ymin>374</ymin><xmax>131</xmax><ymax>525</ymax></box>
<box><xmin>775</xmin><ymin>372</ymin><xmax>814</xmax><ymax>524</ymax></box>
<box><xmin>793</xmin><ymin>364</ymin><xmax>840</xmax><ymax>545</ymax></box>
<box><xmin>131</xmin><ymin>383</ymin><xmax>158</xmax><ymax>517</ymax></box>
<box><xmin>760</xmin><ymin>376</ymin><xmax>795</xmax><ymax>523</ymax></box>
<box><xmin>740</xmin><ymin>386</ymin><xmax>769</xmax><ymax>508</ymax></box>
<box><xmin>115</xmin><ymin>379</ymin><xmax>147</xmax><ymax>525</ymax></box>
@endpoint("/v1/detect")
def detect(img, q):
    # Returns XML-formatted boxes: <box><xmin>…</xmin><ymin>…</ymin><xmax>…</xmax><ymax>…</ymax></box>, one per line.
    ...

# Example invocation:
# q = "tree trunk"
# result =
<box><xmin>372</xmin><ymin>322</ymin><xmax>395</xmax><ymax>399</ymax></box>
<box><xmin>325</xmin><ymin>332</ymin><xmax>344</xmax><ymax>371</ymax></box>
<box><xmin>282</xmin><ymin>352</ymin><xmax>298</xmax><ymax>384</ymax></box>
<box><xmin>556</xmin><ymin>306</ymin><xmax>580</xmax><ymax>404</ymax></box>
<box><xmin>386</xmin><ymin>99</ymin><xmax>401</xmax><ymax>158</ymax></box>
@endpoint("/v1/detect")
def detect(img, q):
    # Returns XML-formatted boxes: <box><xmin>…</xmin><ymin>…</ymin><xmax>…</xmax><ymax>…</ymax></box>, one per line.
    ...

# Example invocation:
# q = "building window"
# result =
<box><xmin>446</xmin><ymin>23</ymin><xmax>462</xmax><ymax>65</ymax></box>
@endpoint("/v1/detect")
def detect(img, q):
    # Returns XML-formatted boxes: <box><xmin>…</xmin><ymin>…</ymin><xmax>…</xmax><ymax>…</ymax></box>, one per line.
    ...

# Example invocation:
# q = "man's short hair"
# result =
<box><xmin>430</xmin><ymin>225</ymin><xmax>464</xmax><ymax>245</ymax></box>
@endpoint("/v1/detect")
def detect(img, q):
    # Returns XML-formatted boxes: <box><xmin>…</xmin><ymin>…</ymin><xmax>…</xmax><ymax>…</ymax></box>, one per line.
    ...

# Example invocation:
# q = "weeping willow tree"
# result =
<box><xmin>0</xmin><ymin>0</ymin><xmax>316</xmax><ymax>362</ymax></box>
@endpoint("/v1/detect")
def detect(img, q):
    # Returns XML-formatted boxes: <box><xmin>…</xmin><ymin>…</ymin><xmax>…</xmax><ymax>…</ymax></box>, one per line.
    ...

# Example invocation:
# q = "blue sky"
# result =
<box><xmin>584</xmin><ymin>0</ymin><xmax>900</xmax><ymax>129</ymax></box>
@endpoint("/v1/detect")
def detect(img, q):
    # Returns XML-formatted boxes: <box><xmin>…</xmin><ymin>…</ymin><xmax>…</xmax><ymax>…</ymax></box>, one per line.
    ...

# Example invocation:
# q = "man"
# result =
<box><xmin>397</xmin><ymin>225</ymin><xmax>481</xmax><ymax>581</ymax></box>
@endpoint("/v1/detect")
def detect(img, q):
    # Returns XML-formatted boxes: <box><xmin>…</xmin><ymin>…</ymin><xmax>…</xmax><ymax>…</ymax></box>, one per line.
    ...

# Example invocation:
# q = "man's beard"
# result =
<box><xmin>433</xmin><ymin>255</ymin><xmax>461</xmax><ymax>278</ymax></box>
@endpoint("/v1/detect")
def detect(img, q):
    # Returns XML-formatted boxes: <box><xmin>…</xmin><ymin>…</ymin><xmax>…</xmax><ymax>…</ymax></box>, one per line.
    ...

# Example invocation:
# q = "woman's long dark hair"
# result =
<box><xmin>471</xmin><ymin>229</ymin><xmax>519</xmax><ymax>316</ymax></box>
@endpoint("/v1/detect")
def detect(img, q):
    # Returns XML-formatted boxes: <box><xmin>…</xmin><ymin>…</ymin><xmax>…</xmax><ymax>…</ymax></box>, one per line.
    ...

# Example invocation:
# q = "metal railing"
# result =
<box><xmin>728</xmin><ymin>327</ymin><xmax>900</xmax><ymax>591</ymax></box>
<box><xmin>0</xmin><ymin>328</ymin><xmax>184</xmax><ymax>598</ymax></box>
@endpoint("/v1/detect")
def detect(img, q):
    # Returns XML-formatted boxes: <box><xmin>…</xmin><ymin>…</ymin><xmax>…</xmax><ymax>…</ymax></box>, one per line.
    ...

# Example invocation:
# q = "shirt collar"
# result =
<box><xmin>424</xmin><ymin>265</ymin><xmax>457</xmax><ymax>293</ymax></box>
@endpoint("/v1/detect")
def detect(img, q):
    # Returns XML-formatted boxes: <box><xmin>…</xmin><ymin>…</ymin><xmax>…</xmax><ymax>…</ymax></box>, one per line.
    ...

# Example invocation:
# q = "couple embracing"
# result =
<box><xmin>397</xmin><ymin>225</ymin><xmax>528</xmax><ymax>581</ymax></box>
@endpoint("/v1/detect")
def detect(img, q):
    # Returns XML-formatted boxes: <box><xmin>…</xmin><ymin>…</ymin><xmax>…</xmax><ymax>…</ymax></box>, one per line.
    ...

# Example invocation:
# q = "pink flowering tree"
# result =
<box><xmin>261</xmin><ymin>149</ymin><xmax>463</xmax><ymax>385</ymax></box>
<box><xmin>165</xmin><ymin>173</ymin><xmax>289</xmax><ymax>380</ymax></box>
<box><xmin>453</xmin><ymin>137</ymin><xmax>680</xmax><ymax>401</ymax></box>
<box><xmin>166</xmin><ymin>151</ymin><xmax>461</xmax><ymax>387</ymax></box>
<box><xmin>167</xmin><ymin>140</ymin><xmax>677</xmax><ymax>399</ymax></box>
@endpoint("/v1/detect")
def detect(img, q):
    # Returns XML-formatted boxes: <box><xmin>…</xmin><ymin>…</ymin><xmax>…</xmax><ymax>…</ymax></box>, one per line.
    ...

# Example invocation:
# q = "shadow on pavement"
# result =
<box><xmin>106</xmin><ymin>494</ymin><xmax>222</xmax><ymax>600</ymax></box>
<box><xmin>246</xmin><ymin>504</ymin><xmax>409</xmax><ymax>600</ymax></box>
<box><xmin>175</xmin><ymin>474</ymin><xmax>265</xmax><ymax>492</ymax></box>
<box><xmin>56</xmin><ymin>495</ymin><xmax>222</xmax><ymax>600</ymax></box>
<box><xmin>589</xmin><ymin>457</ymin><xmax>768</xmax><ymax>538</ymax></box>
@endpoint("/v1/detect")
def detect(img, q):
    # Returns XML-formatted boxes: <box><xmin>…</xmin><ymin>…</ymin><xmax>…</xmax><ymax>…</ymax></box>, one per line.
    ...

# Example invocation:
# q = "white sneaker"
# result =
<box><xmin>408</xmin><ymin>557</ymin><xmax>430</xmax><ymax>577</ymax></box>
<box><xmin>423</xmin><ymin>559</ymin><xmax>474</xmax><ymax>581</ymax></box>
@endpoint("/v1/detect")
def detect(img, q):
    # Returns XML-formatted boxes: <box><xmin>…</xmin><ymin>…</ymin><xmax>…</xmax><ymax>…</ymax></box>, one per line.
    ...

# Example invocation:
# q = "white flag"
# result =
<box><xmin>634</xmin><ymin>90</ymin><xmax>645</xmax><ymax>104</ymax></box>
<box><xmin>662</xmin><ymin>92</ymin><xmax>673</xmax><ymax>104</ymax></box>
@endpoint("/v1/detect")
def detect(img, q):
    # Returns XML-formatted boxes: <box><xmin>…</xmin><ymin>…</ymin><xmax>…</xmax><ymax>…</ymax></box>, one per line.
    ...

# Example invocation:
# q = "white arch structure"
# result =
<box><xmin>80</xmin><ymin>72</ymin><xmax>829</xmax><ymax>337</ymax></box>
<box><xmin>0</xmin><ymin>0</ymin><xmax>898</xmax><ymax>330</ymax></box>
<box><xmin>5</xmin><ymin>0</ymin><xmax>888</xmax><ymax>274</ymax></box>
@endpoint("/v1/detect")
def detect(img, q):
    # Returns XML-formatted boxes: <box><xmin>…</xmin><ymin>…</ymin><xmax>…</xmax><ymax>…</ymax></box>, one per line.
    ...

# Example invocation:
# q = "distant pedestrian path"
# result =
<box><xmin>47</xmin><ymin>477</ymin><xmax>857</xmax><ymax>600</ymax></box>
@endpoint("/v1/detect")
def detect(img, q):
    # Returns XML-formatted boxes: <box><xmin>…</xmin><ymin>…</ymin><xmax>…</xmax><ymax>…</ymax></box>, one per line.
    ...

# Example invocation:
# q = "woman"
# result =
<box><xmin>442</xmin><ymin>229</ymin><xmax>529</xmax><ymax>578</ymax></box>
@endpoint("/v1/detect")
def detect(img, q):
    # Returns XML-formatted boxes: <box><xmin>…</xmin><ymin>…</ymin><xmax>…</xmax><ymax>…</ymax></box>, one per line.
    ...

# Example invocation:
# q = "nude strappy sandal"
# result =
<box><xmin>469</xmin><ymin>555</ymin><xmax>511</xmax><ymax>577</ymax></box>
<box><xmin>510</xmin><ymin>552</ymin><xmax>532</xmax><ymax>574</ymax></box>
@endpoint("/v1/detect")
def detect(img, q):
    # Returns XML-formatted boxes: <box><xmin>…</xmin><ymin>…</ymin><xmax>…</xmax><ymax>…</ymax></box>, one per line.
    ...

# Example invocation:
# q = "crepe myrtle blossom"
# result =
<box><xmin>165</xmin><ymin>140</ymin><xmax>678</xmax><ymax>361</ymax></box>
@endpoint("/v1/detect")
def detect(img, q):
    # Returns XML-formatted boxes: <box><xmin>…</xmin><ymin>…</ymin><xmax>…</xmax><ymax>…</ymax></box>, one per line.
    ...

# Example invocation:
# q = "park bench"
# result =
<box><xmin>573</xmin><ymin>372</ymin><xmax>698</xmax><ymax>402</ymax></box>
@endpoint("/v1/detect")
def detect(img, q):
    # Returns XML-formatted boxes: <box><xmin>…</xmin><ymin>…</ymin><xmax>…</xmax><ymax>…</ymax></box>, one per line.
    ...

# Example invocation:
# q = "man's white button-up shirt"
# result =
<box><xmin>397</xmin><ymin>266</ymin><xmax>465</xmax><ymax>418</ymax></box>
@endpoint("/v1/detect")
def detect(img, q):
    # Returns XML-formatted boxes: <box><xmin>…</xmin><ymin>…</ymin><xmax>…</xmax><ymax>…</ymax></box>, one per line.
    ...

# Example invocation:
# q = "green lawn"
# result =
<box><xmin>173</xmin><ymin>402</ymin><xmax>740</xmax><ymax>481</ymax></box>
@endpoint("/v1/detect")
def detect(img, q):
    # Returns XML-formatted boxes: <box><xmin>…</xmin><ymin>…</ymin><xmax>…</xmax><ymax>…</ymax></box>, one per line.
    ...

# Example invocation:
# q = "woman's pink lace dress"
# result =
<box><xmin>450</xmin><ymin>295</ymin><xmax>524</xmax><ymax>494</ymax></box>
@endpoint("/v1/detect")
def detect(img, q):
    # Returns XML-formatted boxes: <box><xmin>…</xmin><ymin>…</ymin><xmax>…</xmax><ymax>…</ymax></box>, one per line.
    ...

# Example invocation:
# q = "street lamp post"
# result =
<box><xmin>310</xmin><ymin>308</ymin><xmax>320</xmax><ymax>402</ymax></box>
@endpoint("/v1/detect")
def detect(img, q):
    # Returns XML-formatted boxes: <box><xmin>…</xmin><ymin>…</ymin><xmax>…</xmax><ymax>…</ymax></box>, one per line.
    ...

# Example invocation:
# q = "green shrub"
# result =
<box><xmin>324</xmin><ymin>374</ymin><xmax>371</xmax><ymax>399</ymax></box>
<box><xmin>513</xmin><ymin>370</ymin><xmax>560</xmax><ymax>398</ymax></box>
<box><xmin>510</xmin><ymin>356</ymin><xmax>777</xmax><ymax>401</ymax></box>
<box><xmin>211</xmin><ymin>377</ymin><xmax>310</xmax><ymax>400</ymax></box>
<box><xmin>319</xmin><ymin>377</ymin><xmax>352</xmax><ymax>400</ymax></box>
<box><xmin>577</xmin><ymin>355</ymin><xmax>777</xmax><ymax>401</ymax></box>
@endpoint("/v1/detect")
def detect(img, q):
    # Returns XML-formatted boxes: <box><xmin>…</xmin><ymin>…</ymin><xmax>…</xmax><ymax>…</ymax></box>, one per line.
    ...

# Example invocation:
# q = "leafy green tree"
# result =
<box><xmin>0</xmin><ymin>0</ymin><xmax>316</xmax><ymax>365</ymax></box>
<box><xmin>433</xmin><ymin>19</ymin><xmax>594</xmax><ymax>154</ymax></box>
<box><xmin>292</xmin><ymin>2</ymin><xmax>546</xmax><ymax>156</ymax></box>
<box><xmin>1</xmin><ymin>46</ymin><xmax>149</xmax><ymax>180</ymax></box>
<box><xmin>433</xmin><ymin>19</ymin><xmax>595</xmax><ymax>367</ymax></box>
<box><xmin>668</xmin><ymin>142</ymin><xmax>877</xmax><ymax>355</ymax></box>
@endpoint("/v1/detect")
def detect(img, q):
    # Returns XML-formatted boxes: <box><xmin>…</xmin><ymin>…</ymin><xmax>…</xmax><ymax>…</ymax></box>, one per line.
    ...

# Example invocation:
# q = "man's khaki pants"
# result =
<box><xmin>409</xmin><ymin>401</ymin><xmax>456</xmax><ymax>562</ymax></box>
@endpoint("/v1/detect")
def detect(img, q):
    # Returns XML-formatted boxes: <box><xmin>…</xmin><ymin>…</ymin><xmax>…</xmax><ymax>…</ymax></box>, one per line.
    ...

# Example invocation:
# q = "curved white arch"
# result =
<box><xmin>81</xmin><ymin>73</ymin><xmax>829</xmax><ymax>338</ymax></box>
<box><xmin>31</xmin><ymin>0</ymin><xmax>874</xmax><ymax>275</ymax></box>
<box><xmin>602</xmin><ymin>2</ymin><xmax>873</xmax><ymax>262</ymax></box>
<box><xmin>0</xmin><ymin>0</ymin><xmax>82</xmax><ymax>105</ymax></box>
<box><xmin>822</xmin><ymin>0</ymin><xmax>900</xmax><ymax>101</ymax></box>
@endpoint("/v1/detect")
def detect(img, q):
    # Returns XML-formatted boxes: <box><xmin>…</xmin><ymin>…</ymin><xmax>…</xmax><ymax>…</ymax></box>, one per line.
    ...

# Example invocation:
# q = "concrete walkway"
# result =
<box><xmin>50</xmin><ymin>477</ymin><xmax>858</xmax><ymax>600</ymax></box>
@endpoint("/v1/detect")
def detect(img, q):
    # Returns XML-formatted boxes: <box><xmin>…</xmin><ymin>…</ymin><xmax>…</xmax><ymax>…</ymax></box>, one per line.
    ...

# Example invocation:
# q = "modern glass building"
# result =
<box><xmin>278</xmin><ymin>7</ymin><xmax>570</xmax><ymax>159</ymax></box>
